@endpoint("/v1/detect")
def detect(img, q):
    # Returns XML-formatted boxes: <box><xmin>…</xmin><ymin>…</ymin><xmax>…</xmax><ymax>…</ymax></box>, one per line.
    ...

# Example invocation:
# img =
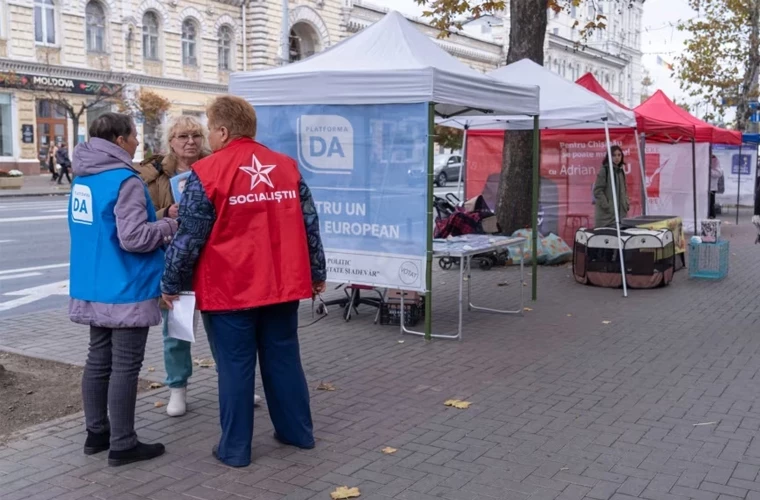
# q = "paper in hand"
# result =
<box><xmin>167</xmin><ymin>292</ymin><xmax>196</xmax><ymax>343</ymax></box>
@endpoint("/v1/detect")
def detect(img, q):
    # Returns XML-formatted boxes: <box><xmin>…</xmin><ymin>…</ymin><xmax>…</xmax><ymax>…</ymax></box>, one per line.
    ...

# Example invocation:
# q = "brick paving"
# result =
<box><xmin>0</xmin><ymin>174</ymin><xmax>71</xmax><ymax>198</ymax></box>
<box><xmin>1</xmin><ymin>220</ymin><xmax>760</xmax><ymax>499</ymax></box>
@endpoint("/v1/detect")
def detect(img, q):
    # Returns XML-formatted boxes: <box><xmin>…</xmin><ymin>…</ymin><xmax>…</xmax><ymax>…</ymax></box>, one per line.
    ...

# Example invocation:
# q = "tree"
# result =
<box><xmin>118</xmin><ymin>89</ymin><xmax>171</xmax><ymax>157</ymax></box>
<box><xmin>677</xmin><ymin>0</ymin><xmax>760</xmax><ymax>130</ymax></box>
<box><xmin>416</xmin><ymin>0</ymin><xmax>634</xmax><ymax>234</ymax></box>
<box><xmin>641</xmin><ymin>71</ymin><xmax>654</xmax><ymax>103</ymax></box>
<box><xmin>434</xmin><ymin>125</ymin><xmax>464</xmax><ymax>151</ymax></box>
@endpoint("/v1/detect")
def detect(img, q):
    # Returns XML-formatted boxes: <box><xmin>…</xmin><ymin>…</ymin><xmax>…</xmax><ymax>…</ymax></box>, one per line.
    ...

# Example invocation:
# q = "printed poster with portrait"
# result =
<box><xmin>170</xmin><ymin>171</ymin><xmax>192</xmax><ymax>204</ymax></box>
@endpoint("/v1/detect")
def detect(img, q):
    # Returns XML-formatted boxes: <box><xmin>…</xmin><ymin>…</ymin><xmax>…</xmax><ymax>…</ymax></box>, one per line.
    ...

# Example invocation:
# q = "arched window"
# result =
<box><xmin>181</xmin><ymin>19</ymin><xmax>197</xmax><ymax>66</ymax></box>
<box><xmin>34</xmin><ymin>0</ymin><xmax>56</xmax><ymax>44</ymax></box>
<box><xmin>85</xmin><ymin>1</ymin><xmax>106</xmax><ymax>53</ymax></box>
<box><xmin>142</xmin><ymin>11</ymin><xmax>159</xmax><ymax>60</ymax></box>
<box><xmin>218</xmin><ymin>25</ymin><xmax>233</xmax><ymax>70</ymax></box>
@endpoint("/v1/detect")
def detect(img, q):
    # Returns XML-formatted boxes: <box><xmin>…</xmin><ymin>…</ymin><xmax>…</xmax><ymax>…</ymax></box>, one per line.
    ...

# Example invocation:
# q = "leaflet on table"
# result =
<box><xmin>255</xmin><ymin>103</ymin><xmax>430</xmax><ymax>291</ymax></box>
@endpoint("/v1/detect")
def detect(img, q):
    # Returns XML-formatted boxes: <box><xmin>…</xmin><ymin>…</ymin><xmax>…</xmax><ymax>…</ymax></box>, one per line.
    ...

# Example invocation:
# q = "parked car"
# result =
<box><xmin>407</xmin><ymin>153</ymin><xmax>462</xmax><ymax>187</ymax></box>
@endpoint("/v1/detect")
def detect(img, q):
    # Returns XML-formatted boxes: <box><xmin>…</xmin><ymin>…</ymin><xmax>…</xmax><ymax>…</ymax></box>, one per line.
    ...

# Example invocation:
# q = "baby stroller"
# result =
<box><xmin>434</xmin><ymin>194</ymin><xmax>510</xmax><ymax>270</ymax></box>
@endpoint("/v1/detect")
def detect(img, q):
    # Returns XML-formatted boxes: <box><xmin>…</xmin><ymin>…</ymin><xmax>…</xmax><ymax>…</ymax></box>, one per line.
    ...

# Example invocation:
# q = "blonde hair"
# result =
<box><xmin>162</xmin><ymin>115</ymin><xmax>210</xmax><ymax>156</ymax></box>
<box><xmin>206</xmin><ymin>95</ymin><xmax>257</xmax><ymax>139</ymax></box>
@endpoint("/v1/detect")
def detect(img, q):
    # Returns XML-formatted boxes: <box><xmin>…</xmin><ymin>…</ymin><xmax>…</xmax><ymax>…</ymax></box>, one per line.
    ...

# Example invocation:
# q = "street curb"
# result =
<box><xmin>0</xmin><ymin>192</ymin><xmax>70</xmax><ymax>199</ymax></box>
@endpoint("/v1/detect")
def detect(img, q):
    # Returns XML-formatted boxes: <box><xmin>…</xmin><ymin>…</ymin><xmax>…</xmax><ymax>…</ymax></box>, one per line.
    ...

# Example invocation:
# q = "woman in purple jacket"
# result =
<box><xmin>68</xmin><ymin>113</ymin><xmax>177</xmax><ymax>466</ymax></box>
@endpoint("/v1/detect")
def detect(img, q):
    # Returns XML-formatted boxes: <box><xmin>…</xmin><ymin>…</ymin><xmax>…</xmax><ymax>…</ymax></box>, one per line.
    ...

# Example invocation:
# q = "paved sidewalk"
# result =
<box><xmin>0</xmin><ymin>174</ymin><xmax>71</xmax><ymax>198</ymax></box>
<box><xmin>2</xmin><ymin>221</ymin><xmax>760</xmax><ymax>500</ymax></box>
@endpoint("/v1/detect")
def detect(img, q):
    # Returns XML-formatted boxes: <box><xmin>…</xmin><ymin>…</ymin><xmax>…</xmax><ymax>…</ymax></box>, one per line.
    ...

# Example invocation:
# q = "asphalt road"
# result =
<box><xmin>0</xmin><ymin>186</ymin><xmax>462</xmax><ymax>320</ymax></box>
<box><xmin>0</xmin><ymin>196</ymin><xmax>71</xmax><ymax>319</ymax></box>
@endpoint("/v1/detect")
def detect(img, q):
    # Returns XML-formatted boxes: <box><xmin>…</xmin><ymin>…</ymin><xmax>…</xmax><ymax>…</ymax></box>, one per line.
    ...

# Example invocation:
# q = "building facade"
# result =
<box><xmin>0</xmin><ymin>0</ymin><xmax>504</xmax><ymax>175</ymax></box>
<box><xmin>461</xmin><ymin>0</ymin><xmax>645</xmax><ymax>108</ymax></box>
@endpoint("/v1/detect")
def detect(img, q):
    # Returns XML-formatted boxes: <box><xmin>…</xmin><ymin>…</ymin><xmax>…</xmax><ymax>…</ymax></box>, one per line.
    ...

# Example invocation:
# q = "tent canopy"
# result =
<box><xmin>438</xmin><ymin>59</ymin><xmax>635</xmax><ymax>131</ymax></box>
<box><xmin>637</xmin><ymin>91</ymin><xmax>741</xmax><ymax>145</ymax></box>
<box><xmin>743</xmin><ymin>133</ymin><xmax>760</xmax><ymax>144</ymax></box>
<box><xmin>576</xmin><ymin>73</ymin><xmax>696</xmax><ymax>141</ymax></box>
<box><xmin>228</xmin><ymin>11</ymin><xmax>539</xmax><ymax>119</ymax></box>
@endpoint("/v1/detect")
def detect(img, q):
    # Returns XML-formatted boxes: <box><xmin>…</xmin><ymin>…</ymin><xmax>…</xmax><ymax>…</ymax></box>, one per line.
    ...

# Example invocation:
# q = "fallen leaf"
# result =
<box><xmin>149</xmin><ymin>382</ymin><xmax>163</xmax><ymax>389</ymax></box>
<box><xmin>317</xmin><ymin>382</ymin><xmax>336</xmax><ymax>391</ymax></box>
<box><xmin>524</xmin><ymin>307</ymin><xmax>533</xmax><ymax>312</ymax></box>
<box><xmin>148</xmin><ymin>367</ymin><xmax>155</xmax><ymax>372</ymax></box>
<box><xmin>567</xmin><ymin>314</ymin><xmax>573</xmax><ymax>317</ymax></box>
<box><xmin>331</xmin><ymin>486</ymin><xmax>361</xmax><ymax>499</ymax></box>
<box><xmin>154</xmin><ymin>401</ymin><xmax>165</xmax><ymax>408</ymax></box>
<box><xmin>444</xmin><ymin>399</ymin><xmax>472</xmax><ymax>409</ymax></box>
<box><xmin>381</xmin><ymin>447</ymin><xmax>398</xmax><ymax>454</ymax></box>
<box><xmin>193</xmin><ymin>358</ymin><xmax>215</xmax><ymax>368</ymax></box>
<box><xmin>693</xmin><ymin>421</ymin><xmax>718</xmax><ymax>426</ymax></box>
<box><xmin>498</xmin><ymin>281</ymin><xmax>509</xmax><ymax>287</ymax></box>
<box><xmin>398</xmin><ymin>340</ymin><xmax>405</xmax><ymax>344</ymax></box>
<box><xmin>602</xmin><ymin>321</ymin><xmax>611</xmax><ymax>325</ymax></box>
<box><xmin>560</xmin><ymin>467</ymin><xmax>569</xmax><ymax>471</ymax></box>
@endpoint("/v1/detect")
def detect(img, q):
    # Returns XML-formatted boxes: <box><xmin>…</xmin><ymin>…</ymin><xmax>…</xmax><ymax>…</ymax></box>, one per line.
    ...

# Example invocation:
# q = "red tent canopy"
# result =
<box><xmin>637</xmin><ymin>90</ymin><xmax>741</xmax><ymax>145</ymax></box>
<box><xmin>576</xmin><ymin>73</ymin><xmax>694</xmax><ymax>142</ymax></box>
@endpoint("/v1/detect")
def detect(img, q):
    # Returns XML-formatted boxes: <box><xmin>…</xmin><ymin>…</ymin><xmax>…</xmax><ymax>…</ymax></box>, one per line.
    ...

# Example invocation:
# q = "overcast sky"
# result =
<box><xmin>372</xmin><ymin>0</ymin><xmax>696</xmax><ymax>102</ymax></box>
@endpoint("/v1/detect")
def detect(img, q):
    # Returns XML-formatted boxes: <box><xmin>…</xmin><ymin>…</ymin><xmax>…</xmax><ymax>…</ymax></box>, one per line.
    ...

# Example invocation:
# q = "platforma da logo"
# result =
<box><xmin>297</xmin><ymin>115</ymin><xmax>354</xmax><ymax>174</ymax></box>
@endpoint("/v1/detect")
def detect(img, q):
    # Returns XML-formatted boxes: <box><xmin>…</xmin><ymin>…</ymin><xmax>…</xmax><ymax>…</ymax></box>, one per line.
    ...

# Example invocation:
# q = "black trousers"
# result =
<box><xmin>709</xmin><ymin>191</ymin><xmax>716</xmax><ymax>219</ymax></box>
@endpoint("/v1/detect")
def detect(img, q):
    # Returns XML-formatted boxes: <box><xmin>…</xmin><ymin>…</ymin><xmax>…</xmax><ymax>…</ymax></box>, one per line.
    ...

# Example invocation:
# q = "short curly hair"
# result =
<box><xmin>206</xmin><ymin>95</ymin><xmax>257</xmax><ymax>139</ymax></box>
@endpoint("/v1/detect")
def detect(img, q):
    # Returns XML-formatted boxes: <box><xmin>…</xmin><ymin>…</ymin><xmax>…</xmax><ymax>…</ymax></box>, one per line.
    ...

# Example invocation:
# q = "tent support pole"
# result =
<box><xmin>456</xmin><ymin>126</ymin><xmax>469</xmax><ymax>202</ymax></box>
<box><xmin>603</xmin><ymin>121</ymin><xmax>628</xmax><ymax>298</ymax></box>
<box><xmin>693</xmin><ymin>139</ymin><xmax>699</xmax><ymax>234</ymax></box>
<box><xmin>531</xmin><ymin>116</ymin><xmax>540</xmax><ymax>301</ymax></box>
<box><xmin>424</xmin><ymin>103</ymin><xmax>435</xmax><ymax>341</ymax></box>
<box><xmin>635</xmin><ymin>131</ymin><xmax>647</xmax><ymax>215</ymax></box>
<box><xmin>737</xmin><ymin>142</ymin><xmax>743</xmax><ymax>225</ymax></box>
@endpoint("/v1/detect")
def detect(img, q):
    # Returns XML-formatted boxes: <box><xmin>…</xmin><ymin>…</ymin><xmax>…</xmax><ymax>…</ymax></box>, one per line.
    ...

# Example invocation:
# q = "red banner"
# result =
<box><xmin>466</xmin><ymin>130</ymin><xmax>643</xmax><ymax>243</ymax></box>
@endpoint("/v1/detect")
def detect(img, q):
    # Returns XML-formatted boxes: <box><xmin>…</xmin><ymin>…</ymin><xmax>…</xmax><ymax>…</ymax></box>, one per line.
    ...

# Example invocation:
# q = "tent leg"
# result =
<box><xmin>531</xmin><ymin>116</ymin><xmax>539</xmax><ymax>302</ymax></box>
<box><xmin>693</xmin><ymin>140</ymin><xmax>699</xmax><ymax>234</ymax></box>
<box><xmin>603</xmin><ymin>121</ymin><xmax>628</xmax><ymax>298</ymax></box>
<box><xmin>635</xmin><ymin>131</ymin><xmax>647</xmax><ymax>216</ymax></box>
<box><xmin>737</xmin><ymin>142</ymin><xmax>743</xmax><ymax>225</ymax></box>
<box><xmin>424</xmin><ymin>103</ymin><xmax>435</xmax><ymax>341</ymax></box>
<box><xmin>456</xmin><ymin>126</ymin><xmax>468</xmax><ymax>202</ymax></box>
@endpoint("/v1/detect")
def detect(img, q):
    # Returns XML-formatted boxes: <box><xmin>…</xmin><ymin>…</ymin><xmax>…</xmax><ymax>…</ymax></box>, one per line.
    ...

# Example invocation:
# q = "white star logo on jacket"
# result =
<box><xmin>239</xmin><ymin>154</ymin><xmax>276</xmax><ymax>190</ymax></box>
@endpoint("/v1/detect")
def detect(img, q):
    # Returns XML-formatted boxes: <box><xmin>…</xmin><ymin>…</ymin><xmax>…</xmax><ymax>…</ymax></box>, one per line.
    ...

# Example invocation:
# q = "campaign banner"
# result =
<box><xmin>255</xmin><ymin>104</ymin><xmax>429</xmax><ymax>291</ymax></box>
<box><xmin>465</xmin><ymin>130</ymin><xmax>643</xmax><ymax>243</ymax></box>
<box><xmin>712</xmin><ymin>143</ymin><xmax>758</xmax><ymax>207</ymax></box>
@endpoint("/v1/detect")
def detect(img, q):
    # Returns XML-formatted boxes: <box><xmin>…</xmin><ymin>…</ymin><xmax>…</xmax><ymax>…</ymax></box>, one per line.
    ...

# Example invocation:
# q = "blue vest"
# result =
<box><xmin>69</xmin><ymin>168</ymin><xmax>164</xmax><ymax>304</ymax></box>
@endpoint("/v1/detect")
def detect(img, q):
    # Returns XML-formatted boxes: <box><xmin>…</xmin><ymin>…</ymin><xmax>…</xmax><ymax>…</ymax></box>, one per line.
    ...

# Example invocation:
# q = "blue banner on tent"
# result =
<box><xmin>255</xmin><ymin>103</ymin><xmax>430</xmax><ymax>291</ymax></box>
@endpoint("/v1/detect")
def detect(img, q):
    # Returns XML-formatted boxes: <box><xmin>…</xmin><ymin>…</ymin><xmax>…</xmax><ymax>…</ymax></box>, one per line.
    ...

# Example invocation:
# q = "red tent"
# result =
<box><xmin>637</xmin><ymin>90</ymin><xmax>741</xmax><ymax>145</ymax></box>
<box><xmin>576</xmin><ymin>73</ymin><xmax>694</xmax><ymax>141</ymax></box>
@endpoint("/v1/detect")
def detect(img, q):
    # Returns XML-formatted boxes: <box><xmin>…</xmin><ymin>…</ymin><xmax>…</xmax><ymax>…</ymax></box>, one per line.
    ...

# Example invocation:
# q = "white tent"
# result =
<box><xmin>438</xmin><ymin>59</ymin><xmax>639</xmax><ymax>298</ymax></box>
<box><xmin>438</xmin><ymin>59</ymin><xmax>636</xmax><ymax>130</ymax></box>
<box><xmin>228</xmin><ymin>11</ymin><xmax>539</xmax><ymax>119</ymax></box>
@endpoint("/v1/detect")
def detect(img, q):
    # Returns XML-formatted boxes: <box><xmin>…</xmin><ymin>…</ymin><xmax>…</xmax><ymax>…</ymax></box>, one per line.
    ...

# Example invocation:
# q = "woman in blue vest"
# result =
<box><xmin>69</xmin><ymin>113</ymin><xmax>178</xmax><ymax>467</ymax></box>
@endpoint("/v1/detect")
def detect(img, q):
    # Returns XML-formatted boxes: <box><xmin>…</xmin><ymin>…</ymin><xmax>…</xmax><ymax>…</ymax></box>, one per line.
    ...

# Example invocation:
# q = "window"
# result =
<box><xmin>552</xmin><ymin>27</ymin><xmax>559</xmax><ymax>35</ymax></box>
<box><xmin>218</xmin><ymin>25</ymin><xmax>232</xmax><ymax>71</ymax></box>
<box><xmin>182</xmin><ymin>19</ymin><xmax>197</xmax><ymax>66</ymax></box>
<box><xmin>570</xmin><ymin>5</ymin><xmax>576</xmax><ymax>17</ymax></box>
<box><xmin>0</xmin><ymin>93</ymin><xmax>12</xmax><ymax>157</ymax></box>
<box><xmin>85</xmin><ymin>1</ymin><xmax>106</xmax><ymax>53</ymax></box>
<box><xmin>34</xmin><ymin>0</ymin><xmax>56</xmax><ymax>44</ymax></box>
<box><xmin>142</xmin><ymin>11</ymin><xmax>159</xmax><ymax>60</ymax></box>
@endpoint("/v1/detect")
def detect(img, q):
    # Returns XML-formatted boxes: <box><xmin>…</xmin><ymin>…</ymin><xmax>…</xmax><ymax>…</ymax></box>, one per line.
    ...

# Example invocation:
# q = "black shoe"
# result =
<box><xmin>273</xmin><ymin>432</ymin><xmax>315</xmax><ymax>450</ymax></box>
<box><xmin>83</xmin><ymin>431</ymin><xmax>110</xmax><ymax>455</ymax></box>
<box><xmin>108</xmin><ymin>441</ymin><xmax>165</xmax><ymax>467</ymax></box>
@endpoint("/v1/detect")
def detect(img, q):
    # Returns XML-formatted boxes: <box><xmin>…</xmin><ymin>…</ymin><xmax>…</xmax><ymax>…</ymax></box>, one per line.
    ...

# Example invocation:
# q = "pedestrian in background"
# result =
<box><xmin>56</xmin><ymin>142</ymin><xmax>72</xmax><ymax>184</ymax></box>
<box><xmin>68</xmin><ymin>112</ymin><xmax>177</xmax><ymax>466</ymax></box>
<box><xmin>593</xmin><ymin>145</ymin><xmax>629</xmax><ymax>228</ymax></box>
<box><xmin>47</xmin><ymin>143</ymin><xmax>59</xmax><ymax>182</ymax></box>
<box><xmin>161</xmin><ymin>96</ymin><xmax>326</xmax><ymax>468</ymax></box>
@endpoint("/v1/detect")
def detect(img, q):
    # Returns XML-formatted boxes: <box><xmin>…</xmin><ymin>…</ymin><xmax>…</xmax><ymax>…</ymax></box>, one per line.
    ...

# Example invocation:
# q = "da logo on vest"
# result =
<box><xmin>71</xmin><ymin>184</ymin><xmax>93</xmax><ymax>225</ymax></box>
<box><xmin>297</xmin><ymin>115</ymin><xmax>354</xmax><ymax>175</ymax></box>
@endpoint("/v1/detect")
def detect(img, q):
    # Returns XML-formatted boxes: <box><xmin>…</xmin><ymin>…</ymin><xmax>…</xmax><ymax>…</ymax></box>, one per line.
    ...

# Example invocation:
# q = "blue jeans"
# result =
<box><xmin>206</xmin><ymin>301</ymin><xmax>313</xmax><ymax>467</ymax></box>
<box><xmin>161</xmin><ymin>309</ymin><xmax>193</xmax><ymax>389</ymax></box>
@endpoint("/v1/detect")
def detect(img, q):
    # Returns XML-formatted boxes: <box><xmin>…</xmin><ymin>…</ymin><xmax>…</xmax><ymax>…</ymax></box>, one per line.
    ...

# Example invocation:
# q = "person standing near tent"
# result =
<box><xmin>593</xmin><ymin>145</ymin><xmax>629</xmax><ymax>228</ymax></box>
<box><xmin>160</xmin><ymin>95</ymin><xmax>326</xmax><ymax>468</ymax></box>
<box><xmin>709</xmin><ymin>154</ymin><xmax>724</xmax><ymax>219</ymax></box>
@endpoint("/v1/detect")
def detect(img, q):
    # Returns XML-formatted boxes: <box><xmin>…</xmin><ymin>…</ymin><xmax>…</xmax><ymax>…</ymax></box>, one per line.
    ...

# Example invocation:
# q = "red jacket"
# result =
<box><xmin>192</xmin><ymin>137</ymin><xmax>312</xmax><ymax>311</ymax></box>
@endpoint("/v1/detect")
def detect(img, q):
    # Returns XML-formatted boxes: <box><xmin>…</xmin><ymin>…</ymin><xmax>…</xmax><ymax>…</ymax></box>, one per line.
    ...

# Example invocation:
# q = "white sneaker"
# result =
<box><xmin>254</xmin><ymin>394</ymin><xmax>262</xmax><ymax>406</ymax></box>
<box><xmin>167</xmin><ymin>387</ymin><xmax>187</xmax><ymax>417</ymax></box>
